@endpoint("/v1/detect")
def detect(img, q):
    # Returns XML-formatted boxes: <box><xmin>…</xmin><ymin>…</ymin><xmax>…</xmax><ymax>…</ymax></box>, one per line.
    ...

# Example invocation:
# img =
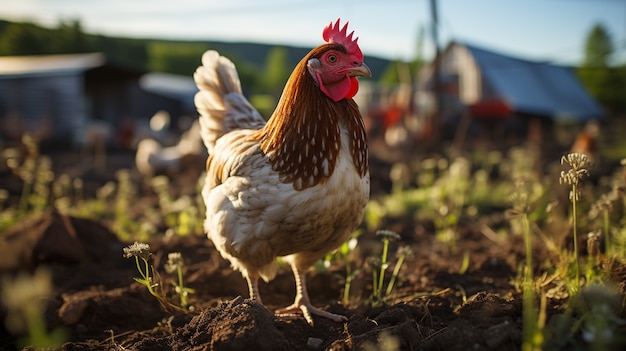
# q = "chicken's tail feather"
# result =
<box><xmin>194</xmin><ymin>50</ymin><xmax>265</xmax><ymax>154</ymax></box>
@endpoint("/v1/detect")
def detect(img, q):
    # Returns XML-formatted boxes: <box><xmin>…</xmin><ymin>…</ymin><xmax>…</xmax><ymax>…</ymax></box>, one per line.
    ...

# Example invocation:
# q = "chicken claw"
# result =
<box><xmin>275</xmin><ymin>264</ymin><xmax>348</xmax><ymax>326</ymax></box>
<box><xmin>275</xmin><ymin>301</ymin><xmax>347</xmax><ymax>326</ymax></box>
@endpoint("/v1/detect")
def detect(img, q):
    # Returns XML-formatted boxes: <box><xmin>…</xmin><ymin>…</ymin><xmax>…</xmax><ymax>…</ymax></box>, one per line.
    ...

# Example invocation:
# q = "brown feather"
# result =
<box><xmin>249</xmin><ymin>43</ymin><xmax>368</xmax><ymax>190</ymax></box>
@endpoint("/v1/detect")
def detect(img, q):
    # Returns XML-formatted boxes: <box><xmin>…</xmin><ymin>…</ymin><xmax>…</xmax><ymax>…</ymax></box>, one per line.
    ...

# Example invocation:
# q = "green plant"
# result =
<box><xmin>589</xmin><ymin>183</ymin><xmax>625</xmax><ymax>258</ymax></box>
<box><xmin>318</xmin><ymin>230</ymin><xmax>364</xmax><ymax>306</ymax></box>
<box><xmin>1</xmin><ymin>134</ymin><xmax>56</xmax><ymax>231</ymax></box>
<box><xmin>430</xmin><ymin>157</ymin><xmax>472</xmax><ymax>253</ymax></box>
<box><xmin>1</xmin><ymin>268</ymin><xmax>67</xmax><ymax>348</ymax></box>
<box><xmin>369</xmin><ymin>230</ymin><xmax>410</xmax><ymax>307</ymax></box>
<box><xmin>559</xmin><ymin>153</ymin><xmax>591</xmax><ymax>293</ymax></box>
<box><xmin>508</xmin><ymin>176</ymin><xmax>544</xmax><ymax>351</ymax></box>
<box><xmin>123</xmin><ymin>242</ymin><xmax>196</xmax><ymax>313</ymax></box>
<box><xmin>386</xmin><ymin>245</ymin><xmax>413</xmax><ymax>296</ymax></box>
<box><xmin>123</xmin><ymin>242</ymin><xmax>188</xmax><ymax>313</ymax></box>
<box><xmin>123</xmin><ymin>242</ymin><xmax>160</xmax><ymax>298</ymax></box>
<box><xmin>164</xmin><ymin>252</ymin><xmax>195</xmax><ymax>310</ymax></box>
<box><xmin>151</xmin><ymin>175</ymin><xmax>203</xmax><ymax>236</ymax></box>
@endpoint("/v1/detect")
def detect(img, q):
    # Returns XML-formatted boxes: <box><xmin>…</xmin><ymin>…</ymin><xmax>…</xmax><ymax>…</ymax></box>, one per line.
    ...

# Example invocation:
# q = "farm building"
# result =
<box><xmin>416</xmin><ymin>41</ymin><xmax>604</xmax><ymax>146</ymax></box>
<box><xmin>0</xmin><ymin>53</ymin><xmax>197</xmax><ymax>148</ymax></box>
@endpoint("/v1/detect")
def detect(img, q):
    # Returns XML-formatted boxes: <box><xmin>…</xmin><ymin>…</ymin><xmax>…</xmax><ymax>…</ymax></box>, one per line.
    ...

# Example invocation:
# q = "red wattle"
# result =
<box><xmin>345</xmin><ymin>77</ymin><xmax>359</xmax><ymax>99</ymax></box>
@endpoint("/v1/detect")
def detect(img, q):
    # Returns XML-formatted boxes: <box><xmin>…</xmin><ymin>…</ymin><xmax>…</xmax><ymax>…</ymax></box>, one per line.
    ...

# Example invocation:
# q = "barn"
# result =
<box><xmin>417</xmin><ymin>41</ymin><xmax>604</xmax><ymax>146</ymax></box>
<box><xmin>0</xmin><ymin>53</ymin><xmax>197</xmax><ymax>148</ymax></box>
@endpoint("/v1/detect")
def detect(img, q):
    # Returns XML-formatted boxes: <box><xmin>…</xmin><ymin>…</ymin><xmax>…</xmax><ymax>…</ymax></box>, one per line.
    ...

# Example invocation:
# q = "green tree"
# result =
<box><xmin>582</xmin><ymin>24</ymin><xmax>613</xmax><ymax>67</ymax></box>
<box><xmin>578</xmin><ymin>23</ymin><xmax>626</xmax><ymax>114</ymax></box>
<box><xmin>0</xmin><ymin>22</ymin><xmax>51</xmax><ymax>55</ymax></box>
<box><xmin>0</xmin><ymin>19</ymin><xmax>94</xmax><ymax>55</ymax></box>
<box><xmin>52</xmin><ymin>19</ymin><xmax>93</xmax><ymax>53</ymax></box>
<box><xmin>148</xmin><ymin>42</ymin><xmax>207</xmax><ymax>75</ymax></box>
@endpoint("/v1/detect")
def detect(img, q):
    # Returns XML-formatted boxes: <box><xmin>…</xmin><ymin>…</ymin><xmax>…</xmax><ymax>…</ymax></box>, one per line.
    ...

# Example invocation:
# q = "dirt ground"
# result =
<box><xmin>1</xmin><ymin>150</ymin><xmax>625</xmax><ymax>351</ymax></box>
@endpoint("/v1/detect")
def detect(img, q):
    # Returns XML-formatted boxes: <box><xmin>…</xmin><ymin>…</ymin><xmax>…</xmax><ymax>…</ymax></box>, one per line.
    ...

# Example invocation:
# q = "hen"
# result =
<box><xmin>194</xmin><ymin>19</ymin><xmax>371</xmax><ymax>326</ymax></box>
<box><xmin>135</xmin><ymin>120</ymin><xmax>204</xmax><ymax>178</ymax></box>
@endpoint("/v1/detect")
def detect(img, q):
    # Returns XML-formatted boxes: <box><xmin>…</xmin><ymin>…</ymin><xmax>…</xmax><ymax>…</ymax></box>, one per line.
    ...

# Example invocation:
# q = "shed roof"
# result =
<box><xmin>139</xmin><ymin>72</ymin><xmax>198</xmax><ymax>112</ymax></box>
<box><xmin>0</xmin><ymin>53</ymin><xmax>106</xmax><ymax>77</ymax></box>
<box><xmin>462</xmin><ymin>42</ymin><xmax>604</xmax><ymax>122</ymax></box>
<box><xmin>140</xmin><ymin>72</ymin><xmax>198</xmax><ymax>98</ymax></box>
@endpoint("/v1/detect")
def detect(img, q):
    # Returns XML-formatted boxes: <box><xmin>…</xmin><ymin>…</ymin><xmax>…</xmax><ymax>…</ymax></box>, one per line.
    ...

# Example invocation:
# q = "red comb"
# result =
<box><xmin>322</xmin><ymin>18</ymin><xmax>363</xmax><ymax>60</ymax></box>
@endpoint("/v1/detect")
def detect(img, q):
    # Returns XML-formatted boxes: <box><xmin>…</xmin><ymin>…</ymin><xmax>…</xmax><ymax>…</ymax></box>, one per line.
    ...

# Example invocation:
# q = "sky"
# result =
<box><xmin>1</xmin><ymin>0</ymin><xmax>625</xmax><ymax>65</ymax></box>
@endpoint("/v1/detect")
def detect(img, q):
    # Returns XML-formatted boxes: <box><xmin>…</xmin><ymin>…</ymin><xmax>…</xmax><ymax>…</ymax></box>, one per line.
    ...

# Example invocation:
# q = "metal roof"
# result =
<box><xmin>139</xmin><ymin>72</ymin><xmax>198</xmax><ymax>97</ymax></box>
<box><xmin>0</xmin><ymin>53</ymin><xmax>106</xmax><ymax>77</ymax></box>
<box><xmin>463</xmin><ymin>43</ymin><xmax>604</xmax><ymax>122</ymax></box>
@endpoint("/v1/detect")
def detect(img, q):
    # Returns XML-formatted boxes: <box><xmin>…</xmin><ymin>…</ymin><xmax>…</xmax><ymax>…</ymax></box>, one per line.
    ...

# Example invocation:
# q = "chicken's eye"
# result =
<box><xmin>326</xmin><ymin>54</ymin><xmax>337</xmax><ymax>64</ymax></box>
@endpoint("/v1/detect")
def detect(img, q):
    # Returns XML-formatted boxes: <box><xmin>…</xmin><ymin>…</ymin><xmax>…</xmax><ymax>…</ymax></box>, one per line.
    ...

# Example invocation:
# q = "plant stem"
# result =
<box><xmin>572</xmin><ymin>184</ymin><xmax>580</xmax><ymax>293</ymax></box>
<box><xmin>521</xmin><ymin>212</ymin><xmax>540</xmax><ymax>351</ymax></box>
<box><xmin>177</xmin><ymin>265</ymin><xmax>187</xmax><ymax>308</ymax></box>
<box><xmin>343</xmin><ymin>263</ymin><xmax>352</xmax><ymax>305</ymax></box>
<box><xmin>603</xmin><ymin>209</ymin><xmax>610</xmax><ymax>257</ymax></box>
<box><xmin>135</xmin><ymin>256</ymin><xmax>144</xmax><ymax>279</ymax></box>
<box><xmin>378</xmin><ymin>239</ymin><xmax>389</xmax><ymax>299</ymax></box>
<box><xmin>522</xmin><ymin>214</ymin><xmax>532</xmax><ymax>279</ymax></box>
<box><xmin>136</xmin><ymin>256</ymin><xmax>157</xmax><ymax>297</ymax></box>
<box><xmin>386</xmin><ymin>254</ymin><xmax>405</xmax><ymax>296</ymax></box>
<box><xmin>18</xmin><ymin>179</ymin><xmax>32</xmax><ymax>217</ymax></box>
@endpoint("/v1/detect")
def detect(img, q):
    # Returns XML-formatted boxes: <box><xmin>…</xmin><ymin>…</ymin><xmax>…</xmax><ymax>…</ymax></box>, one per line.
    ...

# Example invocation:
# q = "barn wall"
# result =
<box><xmin>0</xmin><ymin>72</ymin><xmax>84</xmax><ymax>143</ymax></box>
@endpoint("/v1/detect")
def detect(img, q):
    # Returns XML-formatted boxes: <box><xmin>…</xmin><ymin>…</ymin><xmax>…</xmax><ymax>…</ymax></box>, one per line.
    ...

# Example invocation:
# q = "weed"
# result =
<box><xmin>123</xmin><ymin>242</ymin><xmax>190</xmax><ymax>313</ymax></box>
<box><xmin>508</xmin><ymin>176</ymin><xmax>543</xmax><ymax>351</ymax></box>
<box><xmin>560</xmin><ymin>153</ymin><xmax>591</xmax><ymax>292</ymax></box>
<box><xmin>386</xmin><ymin>245</ymin><xmax>413</xmax><ymax>296</ymax></box>
<box><xmin>369</xmin><ymin>230</ymin><xmax>410</xmax><ymax>307</ymax></box>
<box><xmin>321</xmin><ymin>233</ymin><xmax>361</xmax><ymax>306</ymax></box>
<box><xmin>431</xmin><ymin>157</ymin><xmax>471</xmax><ymax>253</ymax></box>
<box><xmin>123</xmin><ymin>242</ymin><xmax>160</xmax><ymax>297</ymax></box>
<box><xmin>152</xmin><ymin>175</ymin><xmax>204</xmax><ymax>236</ymax></box>
<box><xmin>164</xmin><ymin>252</ymin><xmax>195</xmax><ymax>311</ymax></box>
<box><xmin>1</xmin><ymin>268</ymin><xmax>67</xmax><ymax>348</ymax></box>
<box><xmin>1</xmin><ymin>134</ymin><xmax>55</xmax><ymax>231</ymax></box>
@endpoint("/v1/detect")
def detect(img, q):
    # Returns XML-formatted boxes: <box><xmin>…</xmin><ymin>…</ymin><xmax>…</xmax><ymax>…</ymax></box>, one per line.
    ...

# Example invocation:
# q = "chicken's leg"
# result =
<box><xmin>275</xmin><ymin>263</ymin><xmax>347</xmax><ymax>326</ymax></box>
<box><xmin>246</xmin><ymin>275</ymin><xmax>262</xmax><ymax>304</ymax></box>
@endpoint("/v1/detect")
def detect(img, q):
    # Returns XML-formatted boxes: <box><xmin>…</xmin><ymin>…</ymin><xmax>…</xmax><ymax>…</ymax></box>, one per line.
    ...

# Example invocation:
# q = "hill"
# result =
<box><xmin>0</xmin><ymin>19</ymin><xmax>391</xmax><ymax>88</ymax></box>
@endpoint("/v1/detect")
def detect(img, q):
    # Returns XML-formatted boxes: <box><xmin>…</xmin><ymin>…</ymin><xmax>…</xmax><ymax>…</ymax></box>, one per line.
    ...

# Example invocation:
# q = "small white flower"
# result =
<box><xmin>123</xmin><ymin>242</ymin><xmax>151</xmax><ymax>260</ymax></box>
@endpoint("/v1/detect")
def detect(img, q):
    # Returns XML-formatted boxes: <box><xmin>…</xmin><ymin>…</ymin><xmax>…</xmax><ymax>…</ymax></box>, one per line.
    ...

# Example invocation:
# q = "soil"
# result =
<box><xmin>1</xmin><ymin>150</ymin><xmax>625</xmax><ymax>351</ymax></box>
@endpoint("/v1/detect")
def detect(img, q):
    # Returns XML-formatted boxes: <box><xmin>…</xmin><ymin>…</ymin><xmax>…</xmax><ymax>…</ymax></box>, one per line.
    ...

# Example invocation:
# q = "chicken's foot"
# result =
<box><xmin>275</xmin><ymin>264</ymin><xmax>347</xmax><ymax>326</ymax></box>
<box><xmin>246</xmin><ymin>275</ymin><xmax>262</xmax><ymax>304</ymax></box>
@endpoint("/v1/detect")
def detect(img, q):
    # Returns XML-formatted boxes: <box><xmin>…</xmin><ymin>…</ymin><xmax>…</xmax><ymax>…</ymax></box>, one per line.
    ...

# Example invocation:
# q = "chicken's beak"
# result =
<box><xmin>348</xmin><ymin>63</ymin><xmax>371</xmax><ymax>78</ymax></box>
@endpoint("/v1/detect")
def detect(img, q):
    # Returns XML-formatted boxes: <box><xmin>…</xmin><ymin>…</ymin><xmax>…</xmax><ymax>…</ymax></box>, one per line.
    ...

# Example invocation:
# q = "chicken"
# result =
<box><xmin>135</xmin><ymin>120</ymin><xmax>204</xmax><ymax>177</ymax></box>
<box><xmin>193</xmin><ymin>19</ymin><xmax>371</xmax><ymax>326</ymax></box>
<box><xmin>570</xmin><ymin>119</ymin><xmax>600</xmax><ymax>166</ymax></box>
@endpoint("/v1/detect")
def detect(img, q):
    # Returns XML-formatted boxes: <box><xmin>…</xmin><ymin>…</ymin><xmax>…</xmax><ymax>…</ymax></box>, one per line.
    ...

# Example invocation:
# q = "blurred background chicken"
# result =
<box><xmin>194</xmin><ymin>19</ymin><xmax>371</xmax><ymax>325</ymax></box>
<box><xmin>570</xmin><ymin>119</ymin><xmax>600</xmax><ymax>166</ymax></box>
<box><xmin>135</xmin><ymin>119</ymin><xmax>204</xmax><ymax>182</ymax></box>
